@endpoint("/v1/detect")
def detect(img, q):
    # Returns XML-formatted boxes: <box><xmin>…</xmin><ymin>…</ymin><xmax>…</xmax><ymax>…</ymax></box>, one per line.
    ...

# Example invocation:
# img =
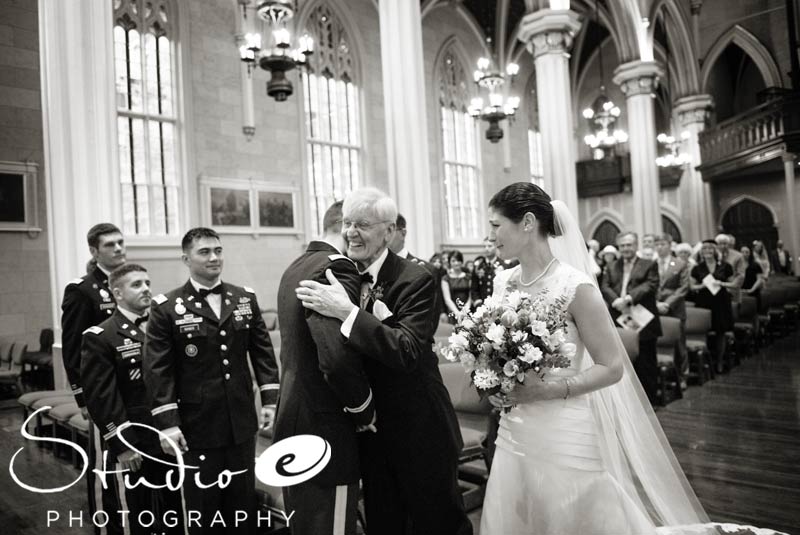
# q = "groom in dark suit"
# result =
<box><xmin>601</xmin><ymin>231</ymin><xmax>662</xmax><ymax>404</ymax></box>
<box><xmin>274</xmin><ymin>201</ymin><xmax>375</xmax><ymax>535</ymax></box>
<box><xmin>296</xmin><ymin>188</ymin><xmax>472</xmax><ymax>535</ymax></box>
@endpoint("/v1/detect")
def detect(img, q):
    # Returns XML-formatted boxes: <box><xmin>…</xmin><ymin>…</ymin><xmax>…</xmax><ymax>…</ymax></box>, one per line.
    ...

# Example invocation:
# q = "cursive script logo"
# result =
<box><xmin>9</xmin><ymin>407</ymin><xmax>331</xmax><ymax>494</ymax></box>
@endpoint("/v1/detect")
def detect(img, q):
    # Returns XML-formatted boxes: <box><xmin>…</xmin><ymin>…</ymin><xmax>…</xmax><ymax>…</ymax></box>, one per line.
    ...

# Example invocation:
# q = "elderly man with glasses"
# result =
<box><xmin>296</xmin><ymin>187</ymin><xmax>472</xmax><ymax>535</ymax></box>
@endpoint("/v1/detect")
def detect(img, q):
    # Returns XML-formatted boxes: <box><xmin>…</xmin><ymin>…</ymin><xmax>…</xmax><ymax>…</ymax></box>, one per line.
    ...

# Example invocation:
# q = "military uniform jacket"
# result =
<box><xmin>471</xmin><ymin>256</ymin><xmax>518</xmax><ymax>304</ymax></box>
<box><xmin>274</xmin><ymin>241</ymin><xmax>375</xmax><ymax>487</ymax></box>
<box><xmin>347</xmin><ymin>251</ymin><xmax>464</xmax><ymax>466</ymax></box>
<box><xmin>144</xmin><ymin>281</ymin><xmax>279</xmax><ymax>449</ymax></box>
<box><xmin>61</xmin><ymin>266</ymin><xmax>118</xmax><ymax>407</ymax></box>
<box><xmin>80</xmin><ymin>310</ymin><xmax>158</xmax><ymax>457</ymax></box>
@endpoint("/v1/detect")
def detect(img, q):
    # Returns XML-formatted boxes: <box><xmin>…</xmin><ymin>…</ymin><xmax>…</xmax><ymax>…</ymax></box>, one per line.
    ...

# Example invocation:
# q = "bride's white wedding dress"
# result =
<box><xmin>480</xmin><ymin>263</ymin><xmax>656</xmax><ymax>534</ymax></box>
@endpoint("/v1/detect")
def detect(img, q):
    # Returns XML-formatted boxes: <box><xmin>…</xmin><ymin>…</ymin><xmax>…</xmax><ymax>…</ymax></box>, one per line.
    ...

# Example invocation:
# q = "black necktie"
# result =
<box><xmin>134</xmin><ymin>315</ymin><xmax>149</xmax><ymax>326</ymax></box>
<box><xmin>360</xmin><ymin>272</ymin><xmax>374</xmax><ymax>285</ymax></box>
<box><xmin>199</xmin><ymin>285</ymin><xmax>222</xmax><ymax>298</ymax></box>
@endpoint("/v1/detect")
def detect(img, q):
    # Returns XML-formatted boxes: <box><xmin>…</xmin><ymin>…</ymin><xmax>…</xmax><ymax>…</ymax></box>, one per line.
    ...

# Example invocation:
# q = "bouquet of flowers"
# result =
<box><xmin>439</xmin><ymin>285</ymin><xmax>576</xmax><ymax>410</ymax></box>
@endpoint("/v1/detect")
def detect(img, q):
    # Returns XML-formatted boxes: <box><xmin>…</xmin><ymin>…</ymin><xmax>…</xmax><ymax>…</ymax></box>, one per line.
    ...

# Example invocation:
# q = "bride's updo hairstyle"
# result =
<box><xmin>489</xmin><ymin>182</ymin><xmax>561</xmax><ymax>237</ymax></box>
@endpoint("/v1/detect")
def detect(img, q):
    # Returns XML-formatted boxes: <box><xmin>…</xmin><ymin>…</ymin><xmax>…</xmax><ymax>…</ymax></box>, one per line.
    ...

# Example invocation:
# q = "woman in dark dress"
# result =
<box><xmin>441</xmin><ymin>250</ymin><xmax>472</xmax><ymax>324</ymax></box>
<box><xmin>690</xmin><ymin>240</ymin><xmax>735</xmax><ymax>373</ymax></box>
<box><xmin>741</xmin><ymin>245</ymin><xmax>765</xmax><ymax>310</ymax></box>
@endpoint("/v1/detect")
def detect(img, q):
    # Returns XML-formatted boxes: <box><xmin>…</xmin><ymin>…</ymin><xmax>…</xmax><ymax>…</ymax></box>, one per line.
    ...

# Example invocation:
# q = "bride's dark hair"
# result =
<box><xmin>489</xmin><ymin>182</ymin><xmax>561</xmax><ymax>237</ymax></box>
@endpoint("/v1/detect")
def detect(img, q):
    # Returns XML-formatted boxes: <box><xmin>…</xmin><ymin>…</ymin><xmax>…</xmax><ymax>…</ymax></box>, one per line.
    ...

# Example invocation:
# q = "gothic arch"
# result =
<box><xmin>586</xmin><ymin>208</ymin><xmax>626</xmax><ymax>239</ymax></box>
<box><xmin>423</xmin><ymin>2</ymin><xmax>491</xmax><ymax>60</ymax></box>
<box><xmin>648</xmin><ymin>0</ymin><xmax>699</xmax><ymax>96</ymax></box>
<box><xmin>719</xmin><ymin>195</ymin><xmax>779</xmax><ymax>226</ymax></box>
<box><xmin>296</xmin><ymin>0</ymin><xmax>368</xmax><ymax>82</ymax></box>
<box><xmin>701</xmin><ymin>25</ymin><xmax>783</xmax><ymax>91</ymax></box>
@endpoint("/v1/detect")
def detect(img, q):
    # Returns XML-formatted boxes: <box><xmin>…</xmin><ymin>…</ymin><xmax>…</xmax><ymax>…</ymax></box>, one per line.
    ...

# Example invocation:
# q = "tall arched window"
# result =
<box><xmin>114</xmin><ymin>0</ymin><xmax>181</xmax><ymax>237</ymax></box>
<box><xmin>439</xmin><ymin>46</ymin><xmax>481</xmax><ymax>241</ymax></box>
<box><xmin>526</xmin><ymin>72</ymin><xmax>544</xmax><ymax>188</ymax></box>
<box><xmin>301</xmin><ymin>3</ymin><xmax>361</xmax><ymax>237</ymax></box>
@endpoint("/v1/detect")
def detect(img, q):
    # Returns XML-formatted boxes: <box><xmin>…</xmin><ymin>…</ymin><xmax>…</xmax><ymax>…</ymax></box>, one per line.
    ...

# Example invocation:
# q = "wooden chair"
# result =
<box><xmin>684</xmin><ymin>307</ymin><xmax>713</xmax><ymax>384</ymax></box>
<box><xmin>0</xmin><ymin>342</ymin><xmax>26</xmax><ymax>395</ymax></box>
<box><xmin>656</xmin><ymin>317</ymin><xmax>683</xmax><ymax>405</ymax></box>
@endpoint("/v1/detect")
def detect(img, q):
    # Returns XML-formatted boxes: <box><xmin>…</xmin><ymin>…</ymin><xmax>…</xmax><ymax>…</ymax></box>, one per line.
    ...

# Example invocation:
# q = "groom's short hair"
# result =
<box><xmin>343</xmin><ymin>187</ymin><xmax>397</xmax><ymax>223</ymax></box>
<box><xmin>322</xmin><ymin>201</ymin><xmax>344</xmax><ymax>234</ymax></box>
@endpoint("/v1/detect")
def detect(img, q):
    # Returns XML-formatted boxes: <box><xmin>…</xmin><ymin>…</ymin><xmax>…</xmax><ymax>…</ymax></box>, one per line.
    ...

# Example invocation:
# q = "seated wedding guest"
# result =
<box><xmin>675</xmin><ymin>242</ymin><xmax>696</xmax><ymax>268</ymax></box>
<box><xmin>81</xmin><ymin>264</ymin><xmax>184</xmax><ymax>534</ymax></box>
<box><xmin>770</xmin><ymin>240</ymin><xmax>794</xmax><ymax>275</ymax></box>
<box><xmin>442</xmin><ymin>250</ymin><xmax>472</xmax><ymax>323</ymax></box>
<box><xmin>690</xmin><ymin>240</ymin><xmax>735</xmax><ymax>374</ymax></box>
<box><xmin>752</xmin><ymin>240</ymin><xmax>771</xmax><ymax>281</ymax></box>
<box><xmin>741</xmin><ymin>245</ymin><xmax>766</xmax><ymax>310</ymax></box>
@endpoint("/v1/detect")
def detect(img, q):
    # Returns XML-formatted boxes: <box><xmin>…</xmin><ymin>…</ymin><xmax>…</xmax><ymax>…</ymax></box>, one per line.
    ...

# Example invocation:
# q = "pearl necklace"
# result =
<box><xmin>518</xmin><ymin>257</ymin><xmax>558</xmax><ymax>286</ymax></box>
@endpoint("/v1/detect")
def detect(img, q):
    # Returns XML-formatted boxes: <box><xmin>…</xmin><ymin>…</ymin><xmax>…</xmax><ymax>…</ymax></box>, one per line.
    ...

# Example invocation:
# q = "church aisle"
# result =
<box><xmin>656</xmin><ymin>332</ymin><xmax>800</xmax><ymax>534</ymax></box>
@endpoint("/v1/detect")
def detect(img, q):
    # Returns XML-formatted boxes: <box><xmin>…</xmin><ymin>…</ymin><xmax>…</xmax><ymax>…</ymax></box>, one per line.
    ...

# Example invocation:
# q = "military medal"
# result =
<box><xmin>99</xmin><ymin>288</ymin><xmax>110</xmax><ymax>300</ymax></box>
<box><xmin>185</xmin><ymin>344</ymin><xmax>198</xmax><ymax>357</ymax></box>
<box><xmin>175</xmin><ymin>302</ymin><xmax>186</xmax><ymax>315</ymax></box>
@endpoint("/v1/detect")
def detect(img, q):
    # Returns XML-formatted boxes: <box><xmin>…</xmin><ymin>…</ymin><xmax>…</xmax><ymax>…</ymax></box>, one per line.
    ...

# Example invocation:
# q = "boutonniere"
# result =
<box><xmin>367</xmin><ymin>283</ymin><xmax>385</xmax><ymax>302</ymax></box>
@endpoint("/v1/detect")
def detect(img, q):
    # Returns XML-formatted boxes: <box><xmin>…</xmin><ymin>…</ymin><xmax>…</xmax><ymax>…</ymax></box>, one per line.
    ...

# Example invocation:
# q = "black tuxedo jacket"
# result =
<box><xmin>601</xmin><ymin>257</ymin><xmax>662</xmax><ymax>340</ymax></box>
<box><xmin>274</xmin><ymin>241</ymin><xmax>375</xmax><ymax>486</ymax></box>
<box><xmin>348</xmin><ymin>250</ymin><xmax>463</xmax><ymax>461</ymax></box>
<box><xmin>81</xmin><ymin>310</ymin><xmax>159</xmax><ymax>457</ymax></box>
<box><xmin>144</xmin><ymin>281</ymin><xmax>279</xmax><ymax>449</ymax></box>
<box><xmin>61</xmin><ymin>266</ymin><xmax>118</xmax><ymax>407</ymax></box>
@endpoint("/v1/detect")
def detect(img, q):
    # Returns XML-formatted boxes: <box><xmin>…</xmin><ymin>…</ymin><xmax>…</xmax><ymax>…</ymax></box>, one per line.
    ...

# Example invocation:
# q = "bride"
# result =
<box><xmin>479</xmin><ymin>182</ymin><xmax>710</xmax><ymax>535</ymax></box>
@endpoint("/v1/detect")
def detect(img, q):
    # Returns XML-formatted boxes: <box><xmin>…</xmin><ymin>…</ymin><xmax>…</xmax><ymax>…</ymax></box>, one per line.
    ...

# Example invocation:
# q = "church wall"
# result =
<box><xmin>128</xmin><ymin>0</ymin><xmax>386</xmax><ymax>309</ymax></box>
<box><xmin>0</xmin><ymin>0</ymin><xmax>51</xmax><ymax>349</ymax></box>
<box><xmin>713</xmin><ymin>171</ymin><xmax>800</xmax><ymax>246</ymax></box>
<box><xmin>698</xmin><ymin>0</ymin><xmax>792</xmax><ymax>90</ymax></box>
<box><xmin>422</xmin><ymin>4</ymin><xmax>534</xmax><ymax>257</ymax></box>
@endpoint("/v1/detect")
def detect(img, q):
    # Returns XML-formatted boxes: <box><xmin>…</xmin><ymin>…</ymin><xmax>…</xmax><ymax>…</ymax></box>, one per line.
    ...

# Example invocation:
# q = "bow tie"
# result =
<box><xmin>360</xmin><ymin>272</ymin><xmax>374</xmax><ymax>285</ymax></box>
<box><xmin>198</xmin><ymin>285</ymin><xmax>223</xmax><ymax>298</ymax></box>
<box><xmin>134</xmin><ymin>315</ymin><xmax>149</xmax><ymax>326</ymax></box>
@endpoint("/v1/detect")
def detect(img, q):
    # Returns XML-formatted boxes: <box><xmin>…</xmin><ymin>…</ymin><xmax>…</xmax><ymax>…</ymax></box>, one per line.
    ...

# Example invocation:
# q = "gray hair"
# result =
<box><xmin>616</xmin><ymin>231</ymin><xmax>638</xmax><ymax>243</ymax></box>
<box><xmin>714</xmin><ymin>233</ymin><xmax>730</xmax><ymax>244</ymax></box>
<box><xmin>675</xmin><ymin>242</ymin><xmax>693</xmax><ymax>254</ymax></box>
<box><xmin>343</xmin><ymin>187</ymin><xmax>398</xmax><ymax>224</ymax></box>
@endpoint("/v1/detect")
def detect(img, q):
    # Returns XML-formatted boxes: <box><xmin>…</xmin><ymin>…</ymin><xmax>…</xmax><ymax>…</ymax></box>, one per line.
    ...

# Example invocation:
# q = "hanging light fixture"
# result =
<box><xmin>654</xmin><ymin>34</ymin><xmax>691</xmax><ymax>168</ymax></box>
<box><xmin>581</xmin><ymin>0</ymin><xmax>627</xmax><ymax>159</ymax></box>
<box><xmin>237</xmin><ymin>0</ymin><xmax>313</xmax><ymax>102</ymax></box>
<box><xmin>468</xmin><ymin>42</ymin><xmax>520</xmax><ymax>143</ymax></box>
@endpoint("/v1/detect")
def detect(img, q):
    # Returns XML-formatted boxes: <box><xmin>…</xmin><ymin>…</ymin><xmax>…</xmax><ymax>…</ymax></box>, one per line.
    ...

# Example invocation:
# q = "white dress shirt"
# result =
<box><xmin>341</xmin><ymin>247</ymin><xmax>389</xmax><ymax>338</ymax></box>
<box><xmin>190</xmin><ymin>277</ymin><xmax>222</xmax><ymax>319</ymax></box>
<box><xmin>117</xmin><ymin>305</ymin><xmax>148</xmax><ymax>334</ymax></box>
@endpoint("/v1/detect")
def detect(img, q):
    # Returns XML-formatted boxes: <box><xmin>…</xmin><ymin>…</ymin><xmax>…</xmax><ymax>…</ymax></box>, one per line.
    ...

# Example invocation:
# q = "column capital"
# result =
<box><xmin>519</xmin><ymin>9</ymin><xmax>582</xmax><ymax>58</ymax></box>
<box><xmin>690</xmin><ymin>0</ymin><xmax>703</xmax><ymax>15</ymax></box>
<box><xmin>781</xmin><ymin>152</ymin><xmax>797</xmax><ymax>163</ymax></box>
<box><xmin>613</xmin><ymin>60</ymin><xmax>664</xmax><ymax>97</ymax></box>
<box><xmin>674</xmin><ymin>94</ymin><xmax>714</xmax><ymax>127</ymax></box>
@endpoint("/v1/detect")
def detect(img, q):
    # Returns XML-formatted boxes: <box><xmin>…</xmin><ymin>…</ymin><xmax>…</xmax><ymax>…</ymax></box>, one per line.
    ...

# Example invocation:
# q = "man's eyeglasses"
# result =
<box><xmin>342</xmin><ymin>219</ymin><xmax>391</xmax><ymax>232</ymax></box>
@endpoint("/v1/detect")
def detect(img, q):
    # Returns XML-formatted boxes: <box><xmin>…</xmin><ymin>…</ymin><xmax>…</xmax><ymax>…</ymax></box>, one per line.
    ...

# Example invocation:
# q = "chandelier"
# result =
<box><xmin>581</xmin><ymin>0</ymin><xmax>627</xmax><ymax>159</ymax></box>
<box><xmin>656</xmin><ymin>131</ymin><xmax>691</xmax><ymax>167</ymax></box>
<box><xmin>468</xmin><ymin>56</ymin><xmax>520</xmax><ymax>143</ymax></box>
<box><xmin>237</xmin><ymin>0</ymin><xmax>313</xmax><ymax>102</ymax></box>
<box><xmin>582</xmin><ymin>93</ymin><xmax>628</xmax><ymax>159</ymax></box>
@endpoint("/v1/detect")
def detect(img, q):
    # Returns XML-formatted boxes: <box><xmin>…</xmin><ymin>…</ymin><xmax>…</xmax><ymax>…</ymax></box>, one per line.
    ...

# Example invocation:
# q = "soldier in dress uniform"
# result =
<box><xmin>275</xmin><ymin>201</ymin><xmax>375</xmax><ymax>535</ymax></box>
<box><xmin>143</xmin><ymin>227</ymin><xmax>280</xmax><ymax>534</ymax></box>
<box><xmin>471</xmin><ymin>237</ymin><xmax>518</xmax><ymax>309</ymax></box>
<box><xmin>61</xmin><ymin>222</ymin><xmax>127</xmax><ymax>534</ymax></box>
<box><xmin>388</xmin><ymin>213</ymin><xmax>441</xmax><ymax>313</ymax></box>
<box><xmin>81</xmin><ymin>263</ymin><xmax>184</xmax><ymax>534</ymax></box>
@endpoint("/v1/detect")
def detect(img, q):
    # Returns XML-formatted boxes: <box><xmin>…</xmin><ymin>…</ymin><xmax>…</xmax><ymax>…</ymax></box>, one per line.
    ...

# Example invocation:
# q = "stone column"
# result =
<box><xmin>518</xmin><ymin>9</ymin><xmax>582</xmax><ymax>215</ymax></box>
<box><xmin>613</xmin><ymin>60</ymin><xmax>664</xmax><ymax>236</ymax></box>
<box><xmin>379</xmin><ymin>0</ymin><xmax>434</xmax><ymax>257</ymax></box>
<box><xmin>782</xmin><ymin>152</ymin><xmax>799</xmax><ymax>266</ymax></box>
<box><xmin>39</xmin><ymin>0</ymin><xmax>118</xmax><ymax>389</ymax></box>
<box><xmin>675</xmin><ymin>94</ymin><xmax>715</xmax><ymax>241</ymax></box>
<box><xmin>690</xmin><ymin>0</ymin><xmax>703</xmax><ymax>57</ymax></box>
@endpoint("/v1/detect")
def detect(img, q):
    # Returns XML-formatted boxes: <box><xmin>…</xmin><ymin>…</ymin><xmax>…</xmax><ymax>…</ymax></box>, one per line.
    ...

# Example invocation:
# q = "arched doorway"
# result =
<box><xmin>662</xmin><ymin>215</ymin><xmax>682</xmax><ymax>243</ymax></box>
<box><xmin>592</xmin><ymin>220</ymin><xmax>621</xmax><ymax>248</ymax></box>
<box><xmin>721</xmin><ymin>199</ymin><xmax>778</xmax><ymax>250</ymax></box>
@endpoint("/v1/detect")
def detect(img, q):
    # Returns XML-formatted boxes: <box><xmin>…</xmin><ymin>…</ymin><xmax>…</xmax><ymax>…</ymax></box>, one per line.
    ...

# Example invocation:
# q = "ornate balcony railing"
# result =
<box><xmin>698</xmin><ymin>93</ymin><xmax>800</xmax><ymax>179</ymax></box>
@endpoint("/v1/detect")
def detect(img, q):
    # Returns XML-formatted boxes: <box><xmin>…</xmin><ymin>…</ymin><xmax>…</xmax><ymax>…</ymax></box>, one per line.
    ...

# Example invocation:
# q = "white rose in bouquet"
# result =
<box><xmin>530</xmin><ymin>320</ymin><xmax>548</xmax><ymax>337</ymax></box>
<box><xmin>549</xmin><ymin>329</ymin><xmax>565</xmax><ymax>348</ymax></box>
<box><xmin>519</xmin><ymin>345</ymin><xmax>543</xmax><ymax>364</ymax></box>
<box><xmin>486</xmin><ymin>324</ymin><xmax>506</xmax><ymax>345</ymax></box>
<box><xmin>560</xmin><ymin>342</ymin><xmax>577</xmax><ymax>358</ymax></box>
<box><xmin>448</xmin><ymin>332</ymin><xmax>469</xmax><ymax>349</ymax></box>
<box><xmin>461</xmin><ymin>318</ymin><xmax>475</xmax><ymax>330</ymax></box>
